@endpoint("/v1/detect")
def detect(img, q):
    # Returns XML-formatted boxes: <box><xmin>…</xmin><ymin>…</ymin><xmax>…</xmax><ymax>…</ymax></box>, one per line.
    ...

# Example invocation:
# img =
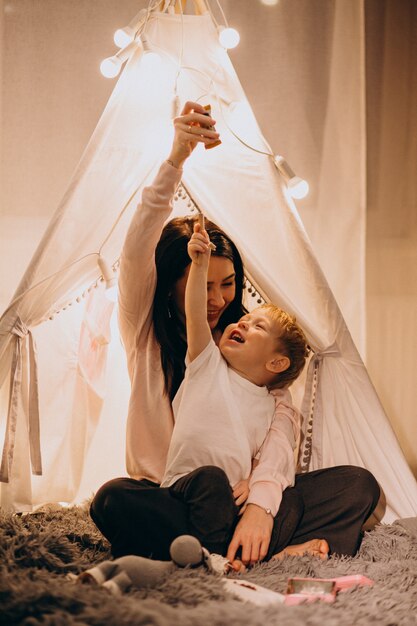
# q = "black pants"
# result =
<box><xmin>90</xmin><ymin>464</ymin><xmax>380</xmax><ymax>561</ymax></box>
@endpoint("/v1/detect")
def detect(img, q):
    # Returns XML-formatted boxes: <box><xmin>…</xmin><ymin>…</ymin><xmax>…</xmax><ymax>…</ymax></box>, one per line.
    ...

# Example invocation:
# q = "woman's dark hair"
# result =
<box><xmin>153</xmin><ymin>215</ymin><xmax>246</xmax><ymax>400</ymax></box>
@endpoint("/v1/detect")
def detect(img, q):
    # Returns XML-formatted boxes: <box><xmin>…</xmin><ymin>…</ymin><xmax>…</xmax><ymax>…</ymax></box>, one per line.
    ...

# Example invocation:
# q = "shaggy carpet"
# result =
<box><xmin>1</xmin><ymin>505</ymin><xmax>417</xmax><ymax>625</ymax></box>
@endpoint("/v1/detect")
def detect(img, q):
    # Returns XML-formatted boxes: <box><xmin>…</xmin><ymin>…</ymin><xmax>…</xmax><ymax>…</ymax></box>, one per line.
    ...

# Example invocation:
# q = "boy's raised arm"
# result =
<box><xmin>185</xmin><ymin>222</ymin><xmax>213</xmax><ymax>362</ymax></box>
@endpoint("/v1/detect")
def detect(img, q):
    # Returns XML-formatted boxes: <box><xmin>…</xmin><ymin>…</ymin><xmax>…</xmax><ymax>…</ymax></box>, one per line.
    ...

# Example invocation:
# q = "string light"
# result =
<box><xmin>100</xmin><ymin>39</ymin><xmax>141</xmax><ymax>78</ymax></box>
<box><xmin>97</xmin><ymin>256</ymin><xmax>118</xmax><ymax>302</ymax></box>
<box><xmin>218</xmin><ymin>26</ymin><xmax>240</xmax><ymax>49</ymax></box>
<box><xmin>140</xmin><ymin>34</ymin><xmax>162</xmax><ymax>71</ymax></box>
<box><xmin>171</xmin><ymin>94</ymin><xmax>181</xmax><ymax>118</ymax></box>
<box><xmin>114</xmin><ymin>9</ymin><xmax>147</xmax><ymax>48</ymax></box>
<box><xmin>287</xmin><ymin>177</ymin><xmax>309</xmax><ymax>200</ymax></box>
<box><xmin>100</xmin><ymin>35</ymin><xmax>161</xmax><ymax>79</ymax></box>
<box><xmin>224</xmin><ymin>102</ymin><xmax>309</xmax><ymax>199</ymax></box>
<box><xmin>100</xmin><ymin>57</ymin><xmax>122</xmax><ymax>79</ymax></box>
<box><xmin>274</xmin><ymin>155</ymin><xmax>309</xmax><ymax>199</ymax></box>
<box><xmin>114</xmin><ymin>26</ymin><xmax>136</xmax><ymax>49</ymax></box>
<box><xmin>11</xmin><ymin>3</ymin><xmax>310</xmax><ymax>326</ymax></box>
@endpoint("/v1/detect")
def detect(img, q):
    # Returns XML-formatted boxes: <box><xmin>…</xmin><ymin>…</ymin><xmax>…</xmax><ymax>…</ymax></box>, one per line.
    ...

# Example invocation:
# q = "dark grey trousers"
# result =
<box><xmin>90</xmin><ymin>464</ymin><xmax>380</xmax><ymax>560</ymax></box>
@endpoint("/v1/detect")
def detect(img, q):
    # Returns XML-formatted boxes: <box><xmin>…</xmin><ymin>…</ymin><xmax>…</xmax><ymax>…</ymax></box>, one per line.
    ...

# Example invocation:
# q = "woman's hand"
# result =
<box><xmin>187</xmin><ymin>222</ymin><xmax>212</xmax><ymax>265</ymax></box>
<box><xmin>167</xmin><ymin>101</ymin><xmax>220</xmax><ymax>169</ymax></box>
<box><xmin>226</xmin><ymin>504</ymin><xmax>273</xmax><ymax>566</ymax></box>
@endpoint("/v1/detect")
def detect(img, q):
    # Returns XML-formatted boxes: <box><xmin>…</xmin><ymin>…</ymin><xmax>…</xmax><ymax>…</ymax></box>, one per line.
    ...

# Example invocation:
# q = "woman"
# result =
<box><xmin>91</xmin><ymin>102</ymin><xmax>380</xmax><ymax>565</ymax></box>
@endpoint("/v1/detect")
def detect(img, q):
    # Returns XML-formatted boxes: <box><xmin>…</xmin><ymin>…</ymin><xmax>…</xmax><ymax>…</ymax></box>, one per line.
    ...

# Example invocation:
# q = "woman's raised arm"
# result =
<box><xmin>168</xmin><ymin>101</ymin><xmax>220</xmax><ymax>168</ymax></box>
<box><xmin>118</xmin><ymin>102</ymin><xmax>220</xmax><ymax>362</ymax></box>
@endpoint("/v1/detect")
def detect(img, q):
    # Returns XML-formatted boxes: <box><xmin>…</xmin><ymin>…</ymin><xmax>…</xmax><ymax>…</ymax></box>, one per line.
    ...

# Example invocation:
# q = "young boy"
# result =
<box><xmin>161</xmin><ymin>221</ymin><xmax>309</xmax><ymax>563</ymax></box>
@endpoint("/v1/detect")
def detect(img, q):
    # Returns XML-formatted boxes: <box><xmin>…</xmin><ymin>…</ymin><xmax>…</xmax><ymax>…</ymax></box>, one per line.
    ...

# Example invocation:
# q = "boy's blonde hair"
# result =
<box><xmin>259</xmin><ymin>304</ymin><xmax>309</xmax><ymax>389</ymax></box>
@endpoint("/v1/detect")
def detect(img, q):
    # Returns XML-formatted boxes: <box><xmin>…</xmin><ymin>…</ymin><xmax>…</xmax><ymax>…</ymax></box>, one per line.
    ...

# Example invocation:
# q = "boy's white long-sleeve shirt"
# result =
<box><xmin>118</xmin><ymin>161</ymin><xmax>297</xmax><ymax>514</ymax></box>
<box><xmin>161</xmin><ymin>339</ymin><xmax>298</xmax><ymax>517</ymax></box>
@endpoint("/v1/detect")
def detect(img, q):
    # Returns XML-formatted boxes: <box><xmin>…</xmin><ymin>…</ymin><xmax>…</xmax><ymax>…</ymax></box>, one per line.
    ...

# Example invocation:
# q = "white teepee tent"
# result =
<box><xmin>1</xmin><ymin>3</ymin><xmax>417</xmax><ymax>518</ymax></box>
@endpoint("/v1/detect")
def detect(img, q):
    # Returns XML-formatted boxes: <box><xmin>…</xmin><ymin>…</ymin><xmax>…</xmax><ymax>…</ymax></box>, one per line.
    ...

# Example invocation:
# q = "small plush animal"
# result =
<box><xmin>78</xmin><ymin>535</ymin><xmax>230</xmax><ymax>594</ymax></box>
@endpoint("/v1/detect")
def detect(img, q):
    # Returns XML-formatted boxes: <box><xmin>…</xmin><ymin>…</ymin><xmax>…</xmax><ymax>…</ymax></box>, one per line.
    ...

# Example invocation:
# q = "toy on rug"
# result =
<box><xmin>77</xmin><ymin>534</ymin><xmax>232</xmax><ymax>594</ymax></box>
<box><xmin>77</xmin><ymin>534</ymin><xmax>374</xmax><ymax>604</ymax></box>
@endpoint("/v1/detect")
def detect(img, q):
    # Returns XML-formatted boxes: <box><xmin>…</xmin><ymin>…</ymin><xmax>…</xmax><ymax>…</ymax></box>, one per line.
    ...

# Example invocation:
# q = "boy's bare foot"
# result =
<box><xmin>271</xmin><ymin>538</ymin><xmax>329</xmax><ymax>561</ymax></box>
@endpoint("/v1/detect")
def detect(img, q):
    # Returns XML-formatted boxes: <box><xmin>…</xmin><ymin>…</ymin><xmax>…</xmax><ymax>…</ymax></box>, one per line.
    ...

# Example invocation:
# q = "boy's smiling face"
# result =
<box><xmin>219</xmin><ymin>308</ymin><xmax>289</xmax><ymax>384</ymax></box>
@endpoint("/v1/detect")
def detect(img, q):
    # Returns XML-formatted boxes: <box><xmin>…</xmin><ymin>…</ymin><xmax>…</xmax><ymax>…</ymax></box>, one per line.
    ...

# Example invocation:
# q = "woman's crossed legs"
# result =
<box><xmin>90</xmin><ymin>465</ymin><xmax>380</xmax><ymax>561</ymax></box>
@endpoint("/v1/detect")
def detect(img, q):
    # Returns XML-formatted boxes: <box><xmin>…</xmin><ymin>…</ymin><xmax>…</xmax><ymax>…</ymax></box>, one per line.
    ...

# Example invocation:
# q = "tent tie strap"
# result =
<box><xmin>0</xmin><ymin>318</ymin><xmax>42</xmax><ymax>483</ymax></box>
<box><xmin>299</xmin><ymin>343</ymin><xmax>341</xmax><ymax>473</ymax></box>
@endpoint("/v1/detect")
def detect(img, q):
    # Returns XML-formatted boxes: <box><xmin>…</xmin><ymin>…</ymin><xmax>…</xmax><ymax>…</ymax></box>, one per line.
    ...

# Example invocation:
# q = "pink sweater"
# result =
<box><xmin>118</xmin><ymin>161</ymin><xmax>181</xmax><ymax>483</ymax></box>
<box><xmin>118</xmin><ymin>161</ymin><xmax>297</xmax><ymax>515</ymax></box>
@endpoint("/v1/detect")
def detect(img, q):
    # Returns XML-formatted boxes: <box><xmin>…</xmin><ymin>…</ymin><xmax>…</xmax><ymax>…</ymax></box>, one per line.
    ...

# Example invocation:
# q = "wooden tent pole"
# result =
<box><xmin>174</xmin><ymin>1</ymin><xmax>187</xmax><ymax>13</ymax></box>
<box><xmin>192</xmin><ymin>0</ymin><xmax>209</xmax><ymax>14</ymax></box>
<box><xmin>173</xmin><ymin>1</ymin><xmax>209</xmax><ymax>14</ymax></box>
<box><xmin>155</xmin><ymin>1</ymin><xmax>209</xmax><ymax>15</ymax></box>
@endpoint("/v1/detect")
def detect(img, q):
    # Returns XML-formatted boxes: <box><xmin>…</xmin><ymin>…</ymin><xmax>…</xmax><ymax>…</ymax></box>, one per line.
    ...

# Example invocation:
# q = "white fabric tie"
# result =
<box><xmin>299</xmin><ymin>342</ymin><xmax>341</xmax><ymax>472</ymax></box>
<box><xmin>0</xmin><ymin>318</ymin><xmax>42</xmax><ymax>483</ymax></box>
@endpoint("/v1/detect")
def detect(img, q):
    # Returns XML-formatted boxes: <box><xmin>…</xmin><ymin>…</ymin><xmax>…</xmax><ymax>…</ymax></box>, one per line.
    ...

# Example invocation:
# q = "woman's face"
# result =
<box><xmin>172</xmin><ymin>256</ymin><xmax>236</xmax><ymax>330</ymax></box>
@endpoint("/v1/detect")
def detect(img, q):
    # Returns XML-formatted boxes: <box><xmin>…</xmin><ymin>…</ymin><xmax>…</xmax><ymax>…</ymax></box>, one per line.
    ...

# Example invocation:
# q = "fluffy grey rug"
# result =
<box><xmin>1</xmin><ymin>505</ymin><xmax>417</xmax><ymax>625</ymax></box>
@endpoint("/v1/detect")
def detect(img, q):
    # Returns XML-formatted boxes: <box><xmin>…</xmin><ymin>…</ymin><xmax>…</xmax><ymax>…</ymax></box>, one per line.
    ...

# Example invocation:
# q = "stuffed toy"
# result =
<box><xmin>78</xmin><ymin>534</ymin><xmax>230</xmax><ymax>594</ymax></box>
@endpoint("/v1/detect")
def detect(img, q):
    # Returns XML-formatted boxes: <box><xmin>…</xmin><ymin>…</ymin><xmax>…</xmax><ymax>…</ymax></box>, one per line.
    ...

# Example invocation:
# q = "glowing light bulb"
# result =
<box><xmin>288</xmin><ymin>177</ymin><xmax>309</xmax><ymax>199</ymax></box>
<box><xmin>100</xmin><ymin>40</ymin><xmax>140</xmax><ymax>79</ymax></box>
<box><xmin>140</xmin><ymin>34</ymin><xmax>162</xmax><ymax>73</ymax></box>
<box><xmin>114</xmin><ymin>9</ymin><xmax>146</xmax><ymax>49</ymax></box>
<box><xmin>100</xmin><ymin>56</ymin><xmax>122</xmax><ymax>78</ymax></box>
<box><xmin>114</xmin><ymin>26</ymin><xmax>135</xmax><ymax>49</ymax></box>
<box><xmin>98</xmin><ymin>256</ymin><xmax>118</xmax><ymax>301</ymax></box>
<box><xmin>260</xmin><ymin>0</ymin><xmax>280</xmax><ymax>5</ymax></box>
<box><xmin>273</xmin><ymin>155</ymin><xmax>309</xmax><ymax>200</ymax></box>
<box><xmin>219</xmin><ymin>27</ymin><xmax>240</xmax><ymax>49</ymax></box>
